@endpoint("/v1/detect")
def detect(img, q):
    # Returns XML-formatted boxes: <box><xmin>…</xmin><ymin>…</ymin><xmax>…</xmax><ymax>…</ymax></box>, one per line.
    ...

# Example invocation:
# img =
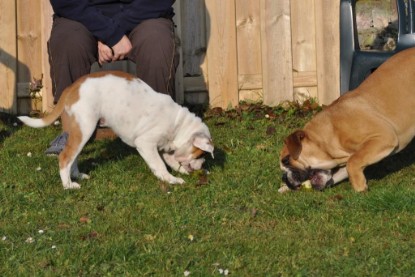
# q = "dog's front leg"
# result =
<box><xmin>346</xmin><ymin>137</ymin><xmax>397</xmax><ymax>192</ymax></box>
<box><xmin>332</xmin><ymin>167</ymin><xmax>349</xmax><ymax>184</ymax></box>
<box><xmin>136</xmin><ymin>142</ymin><xmax>185</xmax><ymax>184</ymax></box>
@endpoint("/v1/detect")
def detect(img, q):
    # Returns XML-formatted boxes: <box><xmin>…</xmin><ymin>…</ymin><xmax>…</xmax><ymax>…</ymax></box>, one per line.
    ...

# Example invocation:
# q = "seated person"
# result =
<box><xmin>46</xmin><ymin>0</ymin><xmax>179</xmax><ymax>155</ymax></box>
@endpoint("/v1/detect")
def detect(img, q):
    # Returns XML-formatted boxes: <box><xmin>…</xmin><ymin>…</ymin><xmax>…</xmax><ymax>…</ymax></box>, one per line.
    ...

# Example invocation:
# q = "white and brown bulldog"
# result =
<box><xmin>280</xmin><ymin>47</ymin><xmax>415</xmax><ymax>192</ymax></box>
<box><xmin>19</xmin><ymin>71</ymin><xmax>214</xmax><ymax>189</ymax></box>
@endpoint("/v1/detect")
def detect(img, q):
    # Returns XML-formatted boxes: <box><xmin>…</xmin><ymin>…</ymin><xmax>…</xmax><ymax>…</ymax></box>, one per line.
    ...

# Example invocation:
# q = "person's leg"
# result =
<box><xmin>128</xmin><ymin>18</ymin><xmax>179</xmax><ymax>99</ymax></box>
<box><xmin>48</xmin><ymin>17</ymin><xmax>98</xmax><ymax>103</ymax></box>
<box><xmin>46</xmin><ymin>17</ymin><xmax>97</xmax><ymax>155</ymax></box>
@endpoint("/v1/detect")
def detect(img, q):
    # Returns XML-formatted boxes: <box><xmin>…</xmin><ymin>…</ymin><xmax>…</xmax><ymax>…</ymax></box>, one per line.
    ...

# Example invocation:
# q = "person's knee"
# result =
<box><xmin>49</xmin><ymin>18</ymin><xmax>97</xmax><ymax>60</ymax></box>
<box><xmin>130</xmin><ymin>19</ymin><xmax>176</xmax><ymax>62</ymax></box>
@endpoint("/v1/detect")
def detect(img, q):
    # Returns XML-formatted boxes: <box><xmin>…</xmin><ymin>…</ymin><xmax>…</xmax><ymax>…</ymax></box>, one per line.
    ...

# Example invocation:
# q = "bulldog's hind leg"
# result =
<box><xmin>135</xmin><ymin>141</ymin><xmax>185</xmax><ymax>184</ymax></box>
<box><xmin>59</xmin><ymin>122</ymin><xmax>96</xmax><ymax>189</ymax></box>
<box><xmin>346</xmin><ymin>136</ymin><xmax>397</xmax><ymax>192</ymax></box>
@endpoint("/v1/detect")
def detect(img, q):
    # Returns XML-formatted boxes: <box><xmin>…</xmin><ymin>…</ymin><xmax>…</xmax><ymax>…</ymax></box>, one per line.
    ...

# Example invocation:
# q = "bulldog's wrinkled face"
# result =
<box><xmin>308</xmin><ymin>169</ymin><xmax>334</xmax><ymax>190</ymax></box>
<box><xmin>176</xmin><ymin>147</ymin><xmax>207</xmax><ymax>172</ymax></box>
<box><xmin>280</xmin><ymin>130</ymin><xmax>335</xmax><ymax>191</ymax></box>
<box><xmin>281</xmin><ymin>155</ymin><xmax>334</xmax><ymax>191</ymax></box>
<box><xmin>174</xmin><ymin>133</ymin><xmax>214</xmax><ymax>173</ymax></box>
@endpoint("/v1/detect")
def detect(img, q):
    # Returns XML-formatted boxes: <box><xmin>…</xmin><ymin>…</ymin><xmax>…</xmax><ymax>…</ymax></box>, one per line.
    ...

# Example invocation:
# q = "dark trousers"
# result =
<box><xmin>48</xmin><ymin>17</ymin><xmax>179</xmax><ymax>103</ymax></box>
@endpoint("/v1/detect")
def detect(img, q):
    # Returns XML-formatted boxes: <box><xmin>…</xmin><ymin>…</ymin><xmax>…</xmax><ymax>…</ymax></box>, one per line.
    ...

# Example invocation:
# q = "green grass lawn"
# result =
<box><xmin>1</xmin><ymin>102</ymin><xmax>415</xmax><ymax>276</ymax></box>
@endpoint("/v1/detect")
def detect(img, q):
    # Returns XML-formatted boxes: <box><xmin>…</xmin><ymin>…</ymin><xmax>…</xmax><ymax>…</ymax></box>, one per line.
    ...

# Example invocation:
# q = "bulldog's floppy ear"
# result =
<box><xmin>193</xmin><ymin>133</ymin><xmax>214</xmax><ymax>158</ymax></box>
<box><xmin>284</xmin><ymin>130</ymin><xmax>306</xmax><ymax>160</ymax></box>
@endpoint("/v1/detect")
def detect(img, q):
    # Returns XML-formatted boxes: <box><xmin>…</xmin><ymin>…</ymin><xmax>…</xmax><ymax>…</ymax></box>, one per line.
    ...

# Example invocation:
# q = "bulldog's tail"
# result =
<box><xmin>18</xmin><ymin>89</ymin><xmax>67</xmax><ymax>128</ymax></box>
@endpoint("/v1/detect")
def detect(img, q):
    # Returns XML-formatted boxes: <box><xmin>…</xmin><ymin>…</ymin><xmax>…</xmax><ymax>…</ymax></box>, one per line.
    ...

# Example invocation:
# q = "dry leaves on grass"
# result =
<box><xmin>204</xmin><ymin>100</ymin><xmax>321</xmax><ymax>122</ymax></box>
<box><xmin>195</xmin><ymin>170</ymin><xmax>209</xmax><ymax>187</ymax></box>
<box><xmin>80</xmin><ymin>231</ymin><xmax>99</xmax><ymax>241</ymax></box>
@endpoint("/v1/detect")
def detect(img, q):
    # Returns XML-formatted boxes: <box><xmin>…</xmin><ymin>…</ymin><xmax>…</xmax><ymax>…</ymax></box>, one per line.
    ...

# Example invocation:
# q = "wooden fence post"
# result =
<box><xmin>236</xmin><ymin>0</ymin><xmax>263</xmax><ymax>101</ymax></box>
<box><xmin>16</xmin><ymin>0</ymin><xmax>43</xmax><ymax>114</ymax></box>
<box><xmin>290</xmin><ymin>0</ymin><xmax>318</xmax><ymax>101</ymax></box>
<box><xmin>41</xmin><ymin>1</ymin><xmax>54</xmax><ymax>112</ymax></box>
<box><xmin>315</xmin><ymin>0</ymin><xmax>340</xmax><ymax>105</ymax></box>
<box><xmin>173</xmin><ymin>0</ymin><xmax>185</xmax><ymax>104</ymax></box>
<box><xmin>260</xmin><ymin>0</ymin><xmax>293</xmax><ymax>106</ymax></box>
<box><xmin>205</xmin><ymin>0</ymin><xmax>239</xmax><ymax>109</ymax></box>
<box><xmin>0</xmin><ymin>1</ymin><xmax>17</xmax><ymax>114</ymax></box>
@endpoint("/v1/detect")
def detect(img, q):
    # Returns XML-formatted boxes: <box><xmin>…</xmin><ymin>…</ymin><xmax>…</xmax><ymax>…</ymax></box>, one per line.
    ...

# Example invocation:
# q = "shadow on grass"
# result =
<box><xmin>78</xmin><ymin>136</ymin><xmax>227</xmax><ymax>175</ymax></box>
<box><xmin>204</xmin><ymin>146</ymin><xmax>226</xmax><ymax>171</ymax></box>
<box><xmin>365</xmin><ymin>139</ymin><xmax>415</xmax><ymax>181</ymax></box>
<box><xmin>0</xmin><ymin>112</ymin><xmax>21</xmax><ymax>146</ymax></box>
<box><xmin>79</xmin><ymin>137</ymin><xmax>135</xmax><ymax>173</ymax></box>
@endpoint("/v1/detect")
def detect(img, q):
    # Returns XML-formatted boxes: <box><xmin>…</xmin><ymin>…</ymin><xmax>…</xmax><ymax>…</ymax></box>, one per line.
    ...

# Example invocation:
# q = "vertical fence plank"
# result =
<box><xmin>315</xmin><ymin>0</ymin><xmax>340</xmax><ymax>105</ymax></box>
<box><xmin>181</xmin><ymin>0</ymin><xmax>209</xmax><ymax>105</ymax></box>
<box><xmin>16</xmin><ymin>0</ymin><xmax>42</xmax><ymax>82</ymax></box>
<box><xmin>173</xmin><ymin>0</ymin><xmax>184</xmax><ymax>104</ymax></box>
<box><xmin>290</xmin><ymin>0</ymin><xmax>318</xmax><ymax>102</ymax></box>
<box><xmin>181</xmin><ymin>0</ymin><xmax>207</xmax><ymax>77</ymax></box>
<box><xmin>236</xmin><ymin>0</ymin><xmax>262</xmax><ymax>101</ymax></box>
<box><xmin>0</xmin><ymin>1</ymin><xmax>17</xmax><ymax>113</ymax></box>
<box><xmin>260</xmin><ymin>0</ymin><xmax>293</xmax><ymax>106</ymax></box>
<box><xmin>205</xmin><ymin>0</ymin><xmax>239</xmax><ymax>109</ymax></box>
<box><xmin>236</xmin><ymin>0</ymin><xmax>261</xmax><ymax>75</ymax></box>
<box><xmin>16</xmin><ymin>0</ymin><xmax>43</xmax><ymax>114</ymax></box>
<box><xmin>41</xmin><ymin>1</ymin><xmax>54</xmax><ymax>112</ymax></box>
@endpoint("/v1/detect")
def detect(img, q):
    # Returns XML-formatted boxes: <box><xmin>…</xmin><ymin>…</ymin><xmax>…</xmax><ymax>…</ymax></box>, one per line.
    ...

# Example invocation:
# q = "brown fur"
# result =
<box><xmin>59</xmin><ymin>113</ymin><xmax>82</xmax><ymax>170</ymax></box>
<box><xmin>191</xmin><ymin>147</ymin><xmax>205</xmax><ymax>159</ymax></box>
<box><xmin>284</xmin><ymin>130</ymin><xmax>305</xmax><ymax>160</ymax></box>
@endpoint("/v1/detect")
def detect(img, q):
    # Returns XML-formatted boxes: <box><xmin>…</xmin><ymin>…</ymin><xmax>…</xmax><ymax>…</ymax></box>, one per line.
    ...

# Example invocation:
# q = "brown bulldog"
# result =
<box><xmin>280</xmin><ymin>47</ymin><xmax>415</xmax><ymax>192</ymax></box>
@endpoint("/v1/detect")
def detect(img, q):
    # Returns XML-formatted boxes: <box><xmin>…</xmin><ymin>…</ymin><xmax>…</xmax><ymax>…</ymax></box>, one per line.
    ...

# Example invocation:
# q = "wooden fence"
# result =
<box><xmin>0</xmin><ymin>0</ymin><xmax>340</xmax><ymax>115</ymax></box>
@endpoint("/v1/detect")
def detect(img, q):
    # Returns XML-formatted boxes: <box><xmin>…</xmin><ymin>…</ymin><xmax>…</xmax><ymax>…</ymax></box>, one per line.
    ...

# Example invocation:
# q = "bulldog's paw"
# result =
<box><xmin>353</xmin><ymin>183</ymin><xmax>368</xmax><ymax>192</ymax></box>
<box><xmin>162</xmin><ymin>174</ymin><xmax>185</xmax><ymax>185</ymax></box>
<box><xmin>170</xmin><ymin>177</ymin><xmax>185</xmax><ymax>185</ymax></box>
<box><xmin>63</xmin><ymin>182</ymin><xmax>81</xmax><ymax>190</ymax></box>
<box><xmin>178</xmin><ymin>167</ymin><xmax>190</xmax><ymax>175</ymax></box>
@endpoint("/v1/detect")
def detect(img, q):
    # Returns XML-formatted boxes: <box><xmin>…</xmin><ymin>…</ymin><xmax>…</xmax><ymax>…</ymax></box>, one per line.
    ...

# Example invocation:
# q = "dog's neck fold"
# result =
<box><xmin>172</xmin><ymin>106</ymin><xmax>208</xmax><ymax>150</ymax></box>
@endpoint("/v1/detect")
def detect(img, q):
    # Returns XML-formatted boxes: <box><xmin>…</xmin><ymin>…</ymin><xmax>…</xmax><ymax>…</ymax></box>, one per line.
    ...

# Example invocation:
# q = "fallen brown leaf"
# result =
<box><xmin>266</xmin><ymin>126</ymin><xmax>276</xmax><ymax>136</ymax></box>
<box><xmin>79</xmin><ymin>216</ymin><xmax>91</xmax><ymax>224</ymax></box>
